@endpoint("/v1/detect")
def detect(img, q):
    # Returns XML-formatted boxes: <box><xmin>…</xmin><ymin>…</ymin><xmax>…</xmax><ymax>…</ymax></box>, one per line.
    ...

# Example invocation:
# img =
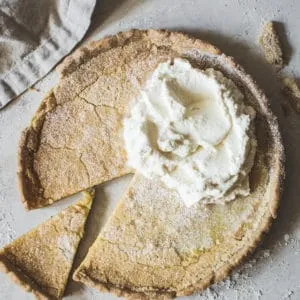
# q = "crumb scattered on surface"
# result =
<box><xmin>283</xmin><ymin>290</ymin><xmax>294</xmax><ymax>299</ymax></box>
<box><xmin>262</xmin><ymin>249</ymin><xmax>271</xmax><ymax>258</ymax></box>
<box><xmin>284</xmin><ymin>234</ymin><xmax>290</xmax><ymax>243</ymax></box>
<box><xmin>198</xmin><ymin>247</ymin><xmax>273</xmax><ymax>299</ymax></box>
<box><xmin>259</xmin><ymin>21</ymin><xmax>284</xmax><ymax>70</ymax></box>
<box><xmin>28</xmin><ymin>87</ymin><xmax>40</xmax><ymax>92</ymax></box>
<box><xmin>282</xmin><ymin>77</ymin><xmax>300</xmax><ymax>113</ymax></box>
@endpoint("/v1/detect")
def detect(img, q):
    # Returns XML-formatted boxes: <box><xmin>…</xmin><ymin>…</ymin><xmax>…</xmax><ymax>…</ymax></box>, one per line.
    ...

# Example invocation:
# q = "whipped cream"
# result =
<box><xmin>124</xmin><ymin>58</ymin><xmax>257</xmax><ymax>207</ymax></box>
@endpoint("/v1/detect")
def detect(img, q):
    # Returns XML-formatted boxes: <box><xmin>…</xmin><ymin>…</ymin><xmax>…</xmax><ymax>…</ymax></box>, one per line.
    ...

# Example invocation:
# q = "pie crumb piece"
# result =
<box><xmin>259</xmin><ymin>21</ymin><xmax>284</xmax><ymax>70</ymax></box>
<box><xmin>281</xmin><ymin>77</ymin><xmax>300</xmax><ymax>113</ymax></box>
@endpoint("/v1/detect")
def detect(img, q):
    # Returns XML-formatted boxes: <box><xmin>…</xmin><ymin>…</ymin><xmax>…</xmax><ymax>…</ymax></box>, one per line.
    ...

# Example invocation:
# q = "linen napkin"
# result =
<box><xmin>0</xmin><ymin>0</ymin><xmax>96</xmax><ymax>109</ymax></box>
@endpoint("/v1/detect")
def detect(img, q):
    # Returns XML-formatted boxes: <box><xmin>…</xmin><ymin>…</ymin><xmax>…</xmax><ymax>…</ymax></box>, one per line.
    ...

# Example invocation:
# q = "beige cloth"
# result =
<box><xmin>0</xmin><ymin>0</ymin><xmax>96</xmax><ymax>109</ymax></box>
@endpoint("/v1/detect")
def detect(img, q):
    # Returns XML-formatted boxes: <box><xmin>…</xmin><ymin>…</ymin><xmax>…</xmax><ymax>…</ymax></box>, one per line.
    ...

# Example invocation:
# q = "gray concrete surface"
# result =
<box><xmin>0</xmin><ymin>1</ymin><xmax>299</xmax><ymax>299</ymax></box>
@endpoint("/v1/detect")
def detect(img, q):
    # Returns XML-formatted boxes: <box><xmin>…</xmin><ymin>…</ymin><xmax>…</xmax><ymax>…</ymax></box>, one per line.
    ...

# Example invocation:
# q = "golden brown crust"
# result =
<box><xmin>0</xmin><ymin>254</ymin><xmax>53</xmax><ymax>300</ymax></box>
<box><xmin>17</xmin><ymin>92</ymin><xmax>58</xmax><ymax>210</ymax></box>
<box><xmin>220</xmin><ymin>56</ymin><xmax>285</xmax><ymax>219</ymax></box>
<box><xmin>18</xmin><ymin>128</ymin><xmax>41</xmax><ymax>210</ymax></box>
<box><xmin>73</xmin><ymin>272</ymin><xmax>175</xmax><ymax>300</ymax></box>
<box><xmin>57</xmin><ymin>29</ymin><xmax>221</xmax><ymax>78</ymax></box>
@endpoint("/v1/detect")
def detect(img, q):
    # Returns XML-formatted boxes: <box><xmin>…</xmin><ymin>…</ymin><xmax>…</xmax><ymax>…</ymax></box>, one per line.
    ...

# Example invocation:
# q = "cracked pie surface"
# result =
<box><xmin>18</xmin><ymin>29</ymin><xmax>221</xmax><ymax>210</ymax></box>
<box><xmin>17</xmin><ymin>30</ymin><xmax>283</xmax><ymax>298</ymax></box>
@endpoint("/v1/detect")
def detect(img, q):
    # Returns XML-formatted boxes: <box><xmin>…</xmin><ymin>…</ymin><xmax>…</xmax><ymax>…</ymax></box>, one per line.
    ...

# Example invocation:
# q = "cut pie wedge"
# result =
<box><xmin>17</xmin><ymin>30</ymin><xmax>284</xmax><ymax>297</ymax></box>
<box><xmin>0</xmin><ymin>189</ymin><xmax>94</xmax><ymax>299</ymax></box>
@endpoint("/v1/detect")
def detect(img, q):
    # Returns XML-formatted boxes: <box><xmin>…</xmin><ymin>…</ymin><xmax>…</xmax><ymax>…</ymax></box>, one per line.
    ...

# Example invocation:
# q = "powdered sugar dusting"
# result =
<box><xmin>0</xmin><ymin>210</ymin><xmax>16</xmax><ymax>247</ymax></box>
<box><xmin>101</xmin><ymin>172</ymin><xmax>258</xmax><ymax>269</ymax></box>
<box><xmin>57</xmin><ymin>235</ymin><xmax>76</xmax><ymax>261</ymax></box>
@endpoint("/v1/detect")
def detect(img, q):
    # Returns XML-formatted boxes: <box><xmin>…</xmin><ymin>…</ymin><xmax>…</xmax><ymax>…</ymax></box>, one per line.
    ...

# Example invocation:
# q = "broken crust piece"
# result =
<box><xmin>0</xmin><ymin>189</ymin><xmax>94</xmax><ymax>300</ymax></box>
<box><xmin>259</xmin><ymin>21</ymin><xmax>284</xmax><ymax>70</ymax></box>
<box><xmin>282</xmin><ymin>77</ymin><xmax>300</xmax><ymax>113</ymax></box>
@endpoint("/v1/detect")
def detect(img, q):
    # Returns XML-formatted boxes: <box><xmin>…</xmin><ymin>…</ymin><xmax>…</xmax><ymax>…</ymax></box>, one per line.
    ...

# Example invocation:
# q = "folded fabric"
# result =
<box><xmin>0</xmin><ymin>0</ymin><xmax>96</xmax><ymax>109</ymax></box>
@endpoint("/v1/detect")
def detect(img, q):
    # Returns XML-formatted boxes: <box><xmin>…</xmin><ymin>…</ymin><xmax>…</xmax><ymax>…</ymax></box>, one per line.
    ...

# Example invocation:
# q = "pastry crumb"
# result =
<box><xmin>28</xmin><ymin>87</ymin><xmax>40</xmax><ymax>92</ymax></box>
<box><xmin>284</xmin><ymin>233</ymin><xmax>290</xmax><ymax>243</ymax></box>
<box><xmin>259</xmin><ymin>21</ymin><xmax>284</xmax><ymax>70</ymax></box>
<box><xmin>281</xmin><ymin>77</ymin><xmax>300</xmax><ymax>113</ymax></box>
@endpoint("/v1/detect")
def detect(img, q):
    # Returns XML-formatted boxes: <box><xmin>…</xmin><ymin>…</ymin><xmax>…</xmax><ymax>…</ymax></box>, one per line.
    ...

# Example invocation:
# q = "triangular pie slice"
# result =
<box><xmin>0</xmin><ymin>189</ymin><xmax>94</xmax><ymax>299</ymax></box>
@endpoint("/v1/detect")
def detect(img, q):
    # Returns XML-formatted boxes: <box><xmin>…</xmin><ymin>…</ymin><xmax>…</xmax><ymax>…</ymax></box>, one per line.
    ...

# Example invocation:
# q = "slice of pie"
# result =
<box><xmin>0</xmin><ymin>189</ymin><xmax>94</xmax><ymax>299</ymax></box>
<box><xmin>17</xmin><ymin>30</ymin><xmax>284</xmax><ymax>297</ymax></box>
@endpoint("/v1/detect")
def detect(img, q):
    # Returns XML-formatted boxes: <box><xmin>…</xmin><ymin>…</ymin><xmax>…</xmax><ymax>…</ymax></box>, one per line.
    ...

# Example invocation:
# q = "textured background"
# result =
<box><xmin>0</xmin><ymin>1</ymin><xmax>299</xmax><ymax>299</ymax></box>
